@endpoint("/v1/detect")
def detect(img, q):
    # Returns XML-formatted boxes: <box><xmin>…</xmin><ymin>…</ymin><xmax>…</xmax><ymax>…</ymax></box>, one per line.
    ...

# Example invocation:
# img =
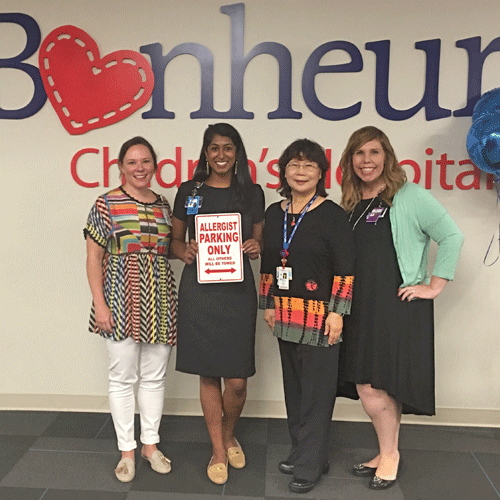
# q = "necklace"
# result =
<box><xmin>290</xmin><ymin>194</ymin><xmax>316</xmax><ymax>226</ymax></box>
<box><xmin>349</xmin><ymin>197</ymin><xmax>376</xmax><ymax>230</ymax></box>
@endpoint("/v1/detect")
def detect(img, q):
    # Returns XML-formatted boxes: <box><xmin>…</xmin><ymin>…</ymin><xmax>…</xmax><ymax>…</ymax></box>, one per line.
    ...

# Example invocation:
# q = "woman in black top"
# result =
<box><xmin>171</xmin><ymin>123</ymin><xmax>265</xmax><ymax>485</ymax></box>
<box><xmin>259</xmin><ymin>139</ymin><xmax>355</xmax><ymax>494</ymax></box>
<box><xmin>337</xmin><ymin>126</ymin><xmax>463</xmax><ymax>490</ymax></box>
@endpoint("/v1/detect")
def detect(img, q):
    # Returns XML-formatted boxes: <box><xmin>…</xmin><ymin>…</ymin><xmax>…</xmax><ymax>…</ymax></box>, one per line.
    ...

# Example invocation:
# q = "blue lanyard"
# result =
<box><xmin>280</xmin><ymin>194</ymin><xmax>318</xmax><ymax>266</ymax></box>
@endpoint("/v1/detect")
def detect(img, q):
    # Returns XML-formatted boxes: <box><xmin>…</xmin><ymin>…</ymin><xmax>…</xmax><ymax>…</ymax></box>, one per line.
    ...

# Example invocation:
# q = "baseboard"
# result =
<box><xmin>0</xmin><ymin>394</ymin><xmax>498</xmax><ymax>427</ymax></box>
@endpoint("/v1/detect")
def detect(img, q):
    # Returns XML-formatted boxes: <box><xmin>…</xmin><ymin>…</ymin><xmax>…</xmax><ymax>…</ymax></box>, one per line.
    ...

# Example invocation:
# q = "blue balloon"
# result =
<box><xmin>467</xmin><ymin>113</ymin><xmax>500</xmax><ymax>175</ymax></box>
<box><xmin>472</xmin><ymin>87</ymin><xmax>500</xmax><ymax>122</ymax></box>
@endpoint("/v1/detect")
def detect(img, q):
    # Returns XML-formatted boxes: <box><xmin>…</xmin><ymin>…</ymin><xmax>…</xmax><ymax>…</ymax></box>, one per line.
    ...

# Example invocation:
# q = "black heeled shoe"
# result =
<box><xmin>352</xmin><ymin>463</ymin><xmax>377</xmax><ymax>477</ymax></box>
<box><xmin>278</xmin><ymin>460</ymin><xmax>329</xmax><ymax>475</ymax></box>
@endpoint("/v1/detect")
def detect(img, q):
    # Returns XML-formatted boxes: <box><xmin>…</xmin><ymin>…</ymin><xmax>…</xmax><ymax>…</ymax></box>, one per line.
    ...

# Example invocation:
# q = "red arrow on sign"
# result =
<box><xmin>205</xmin><ymin>268</ymin><xmax>236</xmax><ymax>274</ymax></box>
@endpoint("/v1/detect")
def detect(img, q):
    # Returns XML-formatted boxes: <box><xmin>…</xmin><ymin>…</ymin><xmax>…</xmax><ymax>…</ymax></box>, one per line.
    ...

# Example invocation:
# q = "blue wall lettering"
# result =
<box><xmin>454</xmin><ymin>36</ymin><xmax>500</xmax><ymax>117</ymax></box>
<box><xmin>140</xmin><ymin>42</ymin><xmax>227</xmax><ymax>119</ymax></box>
<box><xmin>0</xmin><ymin>4</ymin><xmax>497</xmax><ymax>123</ymax></box>
<box><xmin>302</xmin><ymin>41</ymin><xmax>363</xmax><ymax>120</ymax></box>
<box><xmin>0</xmin><ymin>13</ymin><xmax>46</xmax><ymax>119</ymax></box>
<box><xmin>221</xmin><ymin>3</ymin><xmax>301</xmax><ymax>119</ymax></box>
<box><xmin>366</xmin><ymin>39</ymin><xmax>451</xmax><ymax>121</ymax></box>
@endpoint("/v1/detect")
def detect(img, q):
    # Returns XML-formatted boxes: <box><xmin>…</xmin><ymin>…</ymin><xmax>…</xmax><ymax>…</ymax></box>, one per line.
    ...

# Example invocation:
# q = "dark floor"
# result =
<box><xmin>0</xmin><ymin>411</ymin><xmax>499</xmax><ymax>500</ymax></box>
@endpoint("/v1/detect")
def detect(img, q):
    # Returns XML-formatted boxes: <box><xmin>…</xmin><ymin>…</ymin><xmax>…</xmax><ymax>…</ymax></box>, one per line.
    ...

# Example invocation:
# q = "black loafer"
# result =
<box><xmin>289</xmin><ymin>477</ymin><xmax>319</xmax><ymax>493</ymax></box>
<box><xmin>278</xmin><ymin>460</ymin><xmax>330</xmax><ymax>475</ymax></box>
<box><xmin>369</xmin><ymin>475</ymin><xmax>397</xmax><ymax>490</ymax></box>
<box><xmin>352</xmin><ymin>463</ymin><xmax>377</xmax><ymax>477</ymax></box>
<box><xmin>278</xmin><ymin>460</ymin><xmax>295</xmax><ymax>475</ymax></box>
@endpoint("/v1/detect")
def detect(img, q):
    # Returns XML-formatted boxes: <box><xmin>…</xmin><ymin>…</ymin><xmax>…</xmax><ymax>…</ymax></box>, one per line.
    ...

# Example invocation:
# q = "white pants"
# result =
<box><xmin>106</xmin><ymin>337</ymin><xmax>172</xmax><ymax>451</ymax></box>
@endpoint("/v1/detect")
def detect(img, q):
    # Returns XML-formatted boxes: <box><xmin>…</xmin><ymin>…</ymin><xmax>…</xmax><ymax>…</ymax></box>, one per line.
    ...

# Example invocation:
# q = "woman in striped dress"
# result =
<box><xmin>85</xmin><ymin>137</ymin><xmax>177</xmax><ymax>483</ymax></box>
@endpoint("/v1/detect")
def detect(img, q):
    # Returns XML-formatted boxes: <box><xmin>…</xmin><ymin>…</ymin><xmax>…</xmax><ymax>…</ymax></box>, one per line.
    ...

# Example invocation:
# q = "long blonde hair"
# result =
<box><xmin>340</xmin><ymin>126</ymin><xmax>406</xmax><ymax>212</ymax></box>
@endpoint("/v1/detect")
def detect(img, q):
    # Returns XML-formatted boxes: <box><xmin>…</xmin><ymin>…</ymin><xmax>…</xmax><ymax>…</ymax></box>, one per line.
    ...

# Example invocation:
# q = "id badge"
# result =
<box><xmin>185</xmin><ymin>196</ymin><xmax>203</xmax><ymax>215</ymax></box>
<box><xmin>276</xmin><ymin>266</ymin><xmax>292</xmax><ymax>290</ymax></box>
<box><xmin>366</xmin><ymin>207</ymin><xmax>387</xmax><ymax>223</ymax></box>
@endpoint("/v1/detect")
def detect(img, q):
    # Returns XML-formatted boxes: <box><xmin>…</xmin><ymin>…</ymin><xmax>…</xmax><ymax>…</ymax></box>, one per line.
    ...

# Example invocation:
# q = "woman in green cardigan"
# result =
<box><xmin>338</xmin><ymin>126</ymin><xmax>463</xmax><ymax>491</ymax></box>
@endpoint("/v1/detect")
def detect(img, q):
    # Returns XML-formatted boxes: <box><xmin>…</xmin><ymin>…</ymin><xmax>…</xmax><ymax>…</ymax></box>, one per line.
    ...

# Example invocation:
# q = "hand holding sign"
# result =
<box><xmin>242</xmin><ymin>238</ymin><xmax>261</xmax><ymax>260</ymax></box>
<box><xmin>181</xmin><ymin>240</ymin><xmax>199</xmax><ymax>265</ymax></box>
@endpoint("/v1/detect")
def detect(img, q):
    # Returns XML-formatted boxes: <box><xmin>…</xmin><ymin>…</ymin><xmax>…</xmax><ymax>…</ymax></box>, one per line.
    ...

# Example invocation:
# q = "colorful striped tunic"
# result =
<box><xmin>259</xmin><ymin>200</ymin><xmax>354</xmax><ymax>347</ymax></box>
<box><xmin>84</xmin><ymin>187</ymin><xmax>177</xmax><ymax>344</ymax></box>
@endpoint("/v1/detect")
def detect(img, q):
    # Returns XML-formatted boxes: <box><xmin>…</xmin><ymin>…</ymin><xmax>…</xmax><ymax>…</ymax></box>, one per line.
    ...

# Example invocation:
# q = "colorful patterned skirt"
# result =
<box><xmin>89</xmin><ymin>252</ymin><xmax>177</xmax><ymax>344</ymax></box>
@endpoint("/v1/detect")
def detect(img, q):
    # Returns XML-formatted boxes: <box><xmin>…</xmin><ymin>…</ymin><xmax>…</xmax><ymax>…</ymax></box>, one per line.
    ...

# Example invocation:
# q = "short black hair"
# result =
<box><xmin>278</xmin><ymin>139</ymin><xmax>329</xmax><ymax>198</ymax></box>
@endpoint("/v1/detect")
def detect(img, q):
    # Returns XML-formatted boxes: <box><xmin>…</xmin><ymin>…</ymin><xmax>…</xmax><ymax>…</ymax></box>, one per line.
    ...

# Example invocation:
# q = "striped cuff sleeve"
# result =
<box><xmin>328</xmin><ymin>275</ymin><xmax>354</xmax><ymax>315</ymax></box>
<box><xmin>84</xmin><ymin>225</ymin><xmax>107</xmax><ymax>248</ymax></box>
<box><xmin>259</xmin><ymin>273</ymin><xmax>275</xmax><ymax>309</ymax></box>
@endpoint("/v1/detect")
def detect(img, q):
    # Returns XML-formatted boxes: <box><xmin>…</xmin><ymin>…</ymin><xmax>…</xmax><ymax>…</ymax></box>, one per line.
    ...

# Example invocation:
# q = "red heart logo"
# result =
<box><xmin>38</xmin><ymin>25</ymin><xmax>154</xmax><ymax>135</ymax></box>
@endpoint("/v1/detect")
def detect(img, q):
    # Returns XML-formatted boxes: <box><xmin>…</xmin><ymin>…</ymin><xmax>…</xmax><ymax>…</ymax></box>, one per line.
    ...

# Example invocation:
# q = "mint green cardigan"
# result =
<box><xmin>389</xmin><ymin>182</ymin><xmax>464</xmax><ymax>287</ymax></box>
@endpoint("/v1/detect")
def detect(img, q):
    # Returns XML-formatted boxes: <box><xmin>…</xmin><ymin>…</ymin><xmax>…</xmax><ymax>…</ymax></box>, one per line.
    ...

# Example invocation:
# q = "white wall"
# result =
<box><xmin>1</xmin><ymin>0</ymin><xmax>499</xmax><ymax>426</ymax></box>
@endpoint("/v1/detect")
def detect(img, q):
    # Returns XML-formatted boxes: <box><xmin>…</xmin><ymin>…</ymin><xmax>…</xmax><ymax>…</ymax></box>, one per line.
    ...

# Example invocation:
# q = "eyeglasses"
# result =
<box><xmin>285</xmin><ymin>162</ymin><xmax>319</xmax><ymax>173</ymax></box>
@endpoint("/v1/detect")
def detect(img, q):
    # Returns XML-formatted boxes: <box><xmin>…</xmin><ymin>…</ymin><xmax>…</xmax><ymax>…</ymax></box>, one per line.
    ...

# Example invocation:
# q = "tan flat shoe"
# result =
<box><xmin>207</xmin><ymin>456</ymin><xmax>228</xmax><ymax>484</ymax></box>
<box><xmin>227</xmin><ymin>439</ymin><xmax>245</xmax><ymax>469</ymax></box>
<box><xmin>114</xmin><ymin>457</ymin><xmax>135</xmax><ymax>482</ymax></box>
<box><xmin>141</xmin><ymin>449</ymin><xmax>171</xmax><ymax>474</ymax></box>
